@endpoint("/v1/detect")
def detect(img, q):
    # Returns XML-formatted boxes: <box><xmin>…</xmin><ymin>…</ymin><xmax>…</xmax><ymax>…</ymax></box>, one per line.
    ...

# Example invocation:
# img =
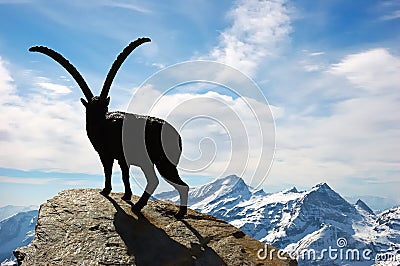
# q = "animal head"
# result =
<box><xmin>29</xmin><ymin>38</ymin><xmax>151</xmax><ymax>114</ymax></box>
<box><xmin>80</xmin><ymin>96</ymin><xmax>110</xmax><ymax>119</ymax></box>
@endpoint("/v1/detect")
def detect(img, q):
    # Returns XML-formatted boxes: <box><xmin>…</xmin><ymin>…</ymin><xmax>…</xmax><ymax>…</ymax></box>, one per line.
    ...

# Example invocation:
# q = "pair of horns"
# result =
<box><xmin>29</xmin><ymin>37</ymin><xmax>151</xmax><ymax>100</ymax></box>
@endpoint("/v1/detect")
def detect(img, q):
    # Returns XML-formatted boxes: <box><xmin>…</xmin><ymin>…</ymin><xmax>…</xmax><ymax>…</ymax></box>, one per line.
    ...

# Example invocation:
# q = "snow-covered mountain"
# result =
<box><xmin>344</xmin><ymin>195</ymin><xmax>398</xmax><ymax>213</ymax></box>
<box><xmin>157</xmin><ymin>174</ymin><xmax>253</xmax><ymax>214</ymax></box>
<box><xmin>156</xmin><ymin>175</ymin><xmax>400</xmax><ymax>265</ymax></box>
<box><xmin>0</xmin><ymin>210</ymin><xmax>38</xmax><ymax>263</ymax></box>
<box><xmin>0</xmin><ymin>205</ymin><xmax>37</xmax><ymax>222</ymax></box>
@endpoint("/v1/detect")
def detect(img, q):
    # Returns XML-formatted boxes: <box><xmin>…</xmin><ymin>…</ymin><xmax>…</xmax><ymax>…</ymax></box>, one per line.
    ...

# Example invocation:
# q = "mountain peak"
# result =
<box><xmin>219</xmin><ymin>174</ymin><xmax>241</xmax><ymax>185</ymax></box>
<box><xmin>355</xmin><ymin>199</ymin><xmax>375</xmax><ymax>215</ymax></box>
<box><xmin>14</xmin><ymin>189</ymin><xmax>293</xmax><ymax>265</ymax></box>
<box><xmin>309</xmin><ymin>182</ymin><xmax>340</xmax><ymax>195</ymax></box>
<box><xmin>156</xmin><ymin>175</ymin><xmax>253</xmax><ymax>212</ymax></box>
<box><xmin>313</xmin><ymin>182</ymin><xmax>332</xmax><ymax>191</ymax></box>
<box><xmin>308</xmin><ymin>182</ymin><xmax>345</xmax><ymax>201</ymax></box>
<box><xmin>282</xmin><ymin>186</ymin><xmax>298</xmax><ymax>194</ymax></box>
<box><xmin>200</xmin><ymin>174</ymin><xmax>249</xmax><ymax>194</ymax></box>
<box><xmin>301</xmin><ymin>182</ymin><xmax>358</xmax><ymax>216</ymax></box>
<box><xmin>202</xmin><ymin>175</ymin><xmax>245</xmax><ymax>190</ymax></box>
<box><xmin>252</xmin><ymin>188</ymin><xmax>268</xmax><ymax>197</ymax></box>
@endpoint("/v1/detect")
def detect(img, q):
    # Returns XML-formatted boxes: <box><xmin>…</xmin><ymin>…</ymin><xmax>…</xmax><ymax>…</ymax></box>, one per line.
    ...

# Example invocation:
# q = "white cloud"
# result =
<box><xmin>100</xmin><ymin>0</ymin><xmax>151</xmax><ymax>13</ymax></box>
<box><xmin>381</xmin><ymin>10</ymin><xmax>400</xmax><ymax>20</ymax></box>
<box><xmin>125</xmin><ymin>60</ymin><xmax>278</xmax><ymax>188</ymax></box>
<box><xmin>128</xmin><ymin>85</ymin><xmax>275</xmax><ymax>188</ymax></box>
<box><xmin>302</xmin><ymin>64</ymin><xmax>322</xmax><ymax>72</ymax></box>
<box><xmin>309</xmin><ymin>52</ymin><xmax>325</xmax><ymax>56</ymax></box>
<box><xmin>329</xmin><ymin>48</ymin><xmax>400</xmax><ymax>94</ymax></box>
<box><xmin>1</xmin><ymin>57</ymin><xmax>277</xmax><ymax>189</ymax></box>
<box><xmin>151</xmin><ymin>62</ymin><xmax>166</xmax><ymax>69</ymax></box>
<box><xmin>0</xmin><ymin>57</ymin><xmax>100</xmax><ymax>174</ymax></box>
<box><xmin>266</xmin><ymin>49</ymin><xmax>400</xmax><ymax>199</ymax></box>
<box><xmin>207</xmin><ymin>0</ymin><xmax>291</xmax><ymax>76</ymax></box>
<box><xmin>0</xmin><ymin>0</ymin><xmax>30</xmax><ymax>4</ymax></box>
<box><xmin>0</xmin><ymin>57</ymin><xmax>20</xmax><ymax>104</ymax></box>
<box><xmin>0</xmin><ymin>176</ymin><xmax>56</xmax><ymax>185</ymax></box>
<box><xmin>0</xmin><ymin>57</ymin><xmax>13</xmax><ymax>83</ymax></box>
<box><xmin>37</xmin><ymin>81</ymin><xmax>72</xmax><ymax>94</ymax></box>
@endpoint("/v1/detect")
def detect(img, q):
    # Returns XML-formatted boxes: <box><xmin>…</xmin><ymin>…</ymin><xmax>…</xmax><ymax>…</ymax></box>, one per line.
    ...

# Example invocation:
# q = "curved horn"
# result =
<box><xmin>29</xmin><ymin>46</ymin><xmax>94</xmax><ymax>100</ymax></box>
<box><xmin>100</xmin><ymin>37</ymin><xmax>151</xmax><ymax>99</ymax></box>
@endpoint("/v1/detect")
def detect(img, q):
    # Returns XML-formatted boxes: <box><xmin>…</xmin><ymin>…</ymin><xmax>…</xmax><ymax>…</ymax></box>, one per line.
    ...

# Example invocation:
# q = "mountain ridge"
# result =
<box><xmin>2</xmin><ymin>175</ymin><xmax>398</xmax><ymax>265</ymax></box>
<box><xmin>0</xmin><ymin>210</ymin><xmax>38</xmax><ymax>263</ymax></box>
<box><xmin>0</xmin><ymin>205</ymin><xmax>37</xmax><ymax>222</ymax></box>
<box><xmin>157</xmin><ymin>175</ymin><xmax>400</xmax><ymax>265</ymax></box>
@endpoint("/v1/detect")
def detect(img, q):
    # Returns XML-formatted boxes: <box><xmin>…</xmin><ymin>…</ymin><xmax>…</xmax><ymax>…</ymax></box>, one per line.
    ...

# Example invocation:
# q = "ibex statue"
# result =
<box><xmin>29</xmin><ymin>38</ymin><xmax>188</xmax><ymax>219</ymax></box>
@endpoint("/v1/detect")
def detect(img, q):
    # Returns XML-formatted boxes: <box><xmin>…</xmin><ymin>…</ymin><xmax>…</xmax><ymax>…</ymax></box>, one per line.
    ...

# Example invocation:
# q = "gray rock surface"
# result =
<box><xmin>14</xmin><ymin>189</ymin><xmax>297</xmax><ymax>266</ymax></box>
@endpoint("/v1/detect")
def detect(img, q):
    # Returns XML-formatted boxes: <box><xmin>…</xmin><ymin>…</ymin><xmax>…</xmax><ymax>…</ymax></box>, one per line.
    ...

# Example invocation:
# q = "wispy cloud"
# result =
<box><xmin>100</xmin><ymin>0</ymin><xmax>151</xmax><ymax>13</ymax></box>
<box><xmin>381</xmin><ymin>10</ymin><xmax>400</xmax><ymax>20</ymax></box>
<box><xmin>267</xmin><ymin>48</ymin><xmax>400</xmax><ymax>199</ymax></box>
<box><xmin>0</xmin><ymin>176</ymin><xmax>56</xmax><ymax>184</ymax></box>
<box><xmin>206</xmin><ymin>0</ymin><xmax>291</xmax><ymax>76</ymax></box>
<box><xmin>330</xmin><ymin>48</ymin><xmax>400</xmax><ymax>94</ymax></box>
<box><xmin>0</xmin><ymin>57</ymin><xmax>100</xmax><ymax>173</ymax></box>
<box><xmin>0</xmin><ymin>0</ymin><xmax>30</xmax><ymax>4</ymax></box>
<box><xmin>37</xmin><ymin>82</ymin><xmax>72</xmax><ymax>94</ymax></box>
<box><xmin>131</xmin><ymin>88</ymin><xmax>274</xmax><ymax>185</ymax></box>
<box><xmin>309</xmin><ymin>52</ymin><xmax>325</xmax><ymax>56</ymax></box>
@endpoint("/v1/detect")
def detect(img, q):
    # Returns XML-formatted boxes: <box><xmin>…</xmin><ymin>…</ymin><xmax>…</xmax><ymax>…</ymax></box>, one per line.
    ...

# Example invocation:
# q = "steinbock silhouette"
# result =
<box><xmin>29</xmin><ymin>38</ymin><xmax>189</xmax><ymax>219</ymax></box>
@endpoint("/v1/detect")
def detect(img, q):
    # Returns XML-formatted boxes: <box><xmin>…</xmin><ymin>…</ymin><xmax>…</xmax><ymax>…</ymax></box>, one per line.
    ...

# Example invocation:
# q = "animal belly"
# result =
<box><xmin>122</xmin><ymin>119</ymin><xmax>151</xmax><ymax>166</ymax></box>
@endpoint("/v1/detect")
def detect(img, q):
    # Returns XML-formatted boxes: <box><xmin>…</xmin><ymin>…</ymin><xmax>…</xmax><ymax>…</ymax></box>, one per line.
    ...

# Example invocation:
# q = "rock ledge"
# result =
<box><xmin>15</xmin><ymin>189</ymin><xmax>297</xmax><ymax>265</ymax></box>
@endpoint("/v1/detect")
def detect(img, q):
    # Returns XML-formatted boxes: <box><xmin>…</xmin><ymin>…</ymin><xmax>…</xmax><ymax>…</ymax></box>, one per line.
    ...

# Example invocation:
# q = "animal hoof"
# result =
<box><xmin>174</xmin><ymin>206</ymin><xmax>187</xmax><ymax>220</ymax></box>
<box><xmin>121</xmin><ymin>193</ymin><xmax>132</xmax><ymax>201</ymax></box>
<box><xmin>100</xmin><ymin>188</ymin><xmax>111</xmax><ymax>196</ymax></box>
<box><xmin>131</xmin><ymin>204</ymin><xmax>144</xmax><ymax>215</ymax></box>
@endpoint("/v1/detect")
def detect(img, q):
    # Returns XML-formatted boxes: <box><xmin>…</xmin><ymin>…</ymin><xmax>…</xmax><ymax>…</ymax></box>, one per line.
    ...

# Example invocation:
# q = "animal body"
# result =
<box><xmin>29</xmin><ymin>38</ymin><xmax>188</xmax><ymax>219</ymax></box>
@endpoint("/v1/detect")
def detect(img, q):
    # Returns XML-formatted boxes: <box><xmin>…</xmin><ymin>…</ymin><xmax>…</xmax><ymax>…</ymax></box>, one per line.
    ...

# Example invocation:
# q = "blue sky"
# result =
<box><xmin>0</xmin><ymin>0</ymin><xmax>399</xmax><ymax>207</ymax></box>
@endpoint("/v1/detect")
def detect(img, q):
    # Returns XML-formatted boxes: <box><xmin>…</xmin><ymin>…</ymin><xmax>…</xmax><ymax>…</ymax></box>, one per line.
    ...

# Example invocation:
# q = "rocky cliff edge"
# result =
<box><xmin>14</xmin><ymin>189</ymin><xmax>297</xmax><ymax>266</ymax></box>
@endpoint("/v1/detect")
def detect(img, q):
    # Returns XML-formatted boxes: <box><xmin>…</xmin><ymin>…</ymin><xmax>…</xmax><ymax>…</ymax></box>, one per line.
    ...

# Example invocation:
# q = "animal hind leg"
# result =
<box><xmin>131</xmin><ymin>164</ymin><xmax>159</xmax><ymax>214</ymax></box>
<box><xmin>156</xmin><ymin>162</ymin><xmax>189</xmax><ymax>219</ymax></box>
<box><xmin>118</xmin><ymin>159</ymin><xmax>132</xmax><ymax>201</ymax></box>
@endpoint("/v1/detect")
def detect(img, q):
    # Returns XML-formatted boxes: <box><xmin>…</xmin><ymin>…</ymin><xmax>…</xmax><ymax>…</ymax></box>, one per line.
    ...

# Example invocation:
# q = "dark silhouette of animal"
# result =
<box><xmin>29</xmin><ymin>38</ymin><xmax>188</xmax><ymax>219</ymax></box>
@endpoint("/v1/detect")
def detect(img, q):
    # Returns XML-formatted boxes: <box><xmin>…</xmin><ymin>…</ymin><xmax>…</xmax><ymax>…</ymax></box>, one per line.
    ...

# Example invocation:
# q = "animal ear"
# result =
<box><xmin>80</xmin><ymin>98</ymin><xmax>88</xmax><ymax>107</ymax></box>
<box><xmin>105</xmin><ymin>97</ymin><xmax>110</xmax><ymax>106</ymax></box>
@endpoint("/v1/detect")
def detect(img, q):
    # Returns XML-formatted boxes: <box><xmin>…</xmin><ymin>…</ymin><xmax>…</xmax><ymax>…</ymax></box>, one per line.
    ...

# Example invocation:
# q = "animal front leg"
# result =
<box><xmin>100</xmin><ymin>155</ymin><xmax>114</xmax><ymax>196</ymax></box>
<box><xmin>131</xmin><ymin>165</ymin><xmax>159</xmax><ymax>214</ymax></box>
<box><xmin>118</xmin><ymin>159</ymin><xmax>132</xmax><ymax>201</ymax></box>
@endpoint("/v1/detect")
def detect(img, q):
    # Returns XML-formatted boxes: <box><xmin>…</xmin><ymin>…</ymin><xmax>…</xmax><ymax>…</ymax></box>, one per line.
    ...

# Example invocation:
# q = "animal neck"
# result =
<box><xmin>86</xmin><ymin>113</ymin><xmax>107</xmax><ymax>128</ymax></box>
<box><xmin>85</xmin><ymin>114</ymin><xmax>108</xmax><ymax>151</ymax></box>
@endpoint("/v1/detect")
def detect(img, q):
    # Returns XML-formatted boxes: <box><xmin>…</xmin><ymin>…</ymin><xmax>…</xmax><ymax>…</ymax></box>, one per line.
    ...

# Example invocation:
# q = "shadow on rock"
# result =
<box><xmin>181</xmin><ymin>220</ymin><xmax>227</xmax><ymax>266</ymax></box>
<box><xmin>104</xmin><ymin>195</ymin><xmax>196</xmax><ymax>265</ymax></box>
